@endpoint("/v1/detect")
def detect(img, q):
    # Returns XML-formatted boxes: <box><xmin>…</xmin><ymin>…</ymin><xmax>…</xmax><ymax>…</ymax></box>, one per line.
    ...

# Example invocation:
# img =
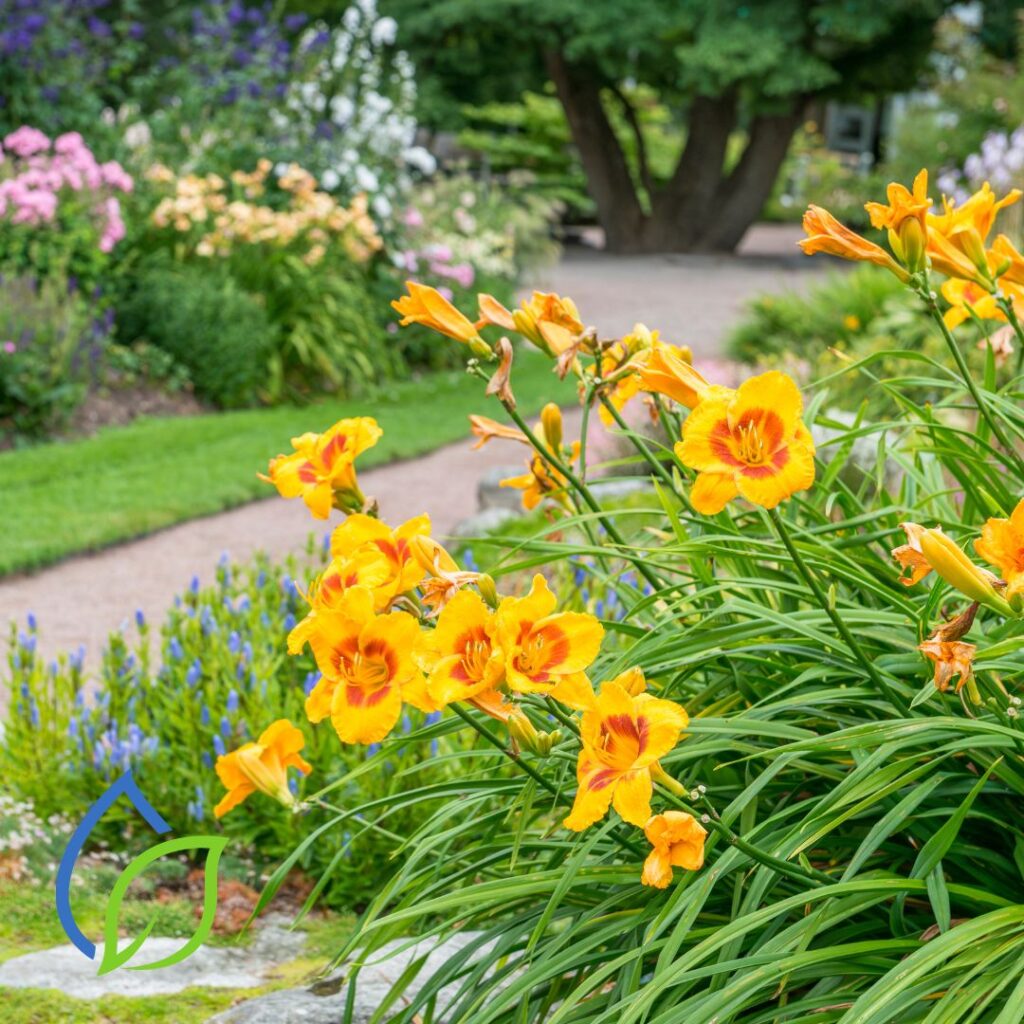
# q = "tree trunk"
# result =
<box><xmin>545</xmin><ymin>51</ymin><xmax>646</xmax><ymax>252</ymax></box>
<box><xmin>691</xmin><ymin>110</ymin><xmax>804</xmax><ymax>251</ymax></box>
<box><xmin>546</xmin><ymin>49</ymin><xmax>803</xmax><ymax>253</ymax></box>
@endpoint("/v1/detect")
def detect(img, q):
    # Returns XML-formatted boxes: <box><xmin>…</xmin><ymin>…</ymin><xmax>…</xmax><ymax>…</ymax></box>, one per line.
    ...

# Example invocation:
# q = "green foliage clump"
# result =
<box><xmin>116</xmin><ymin>258</ymin><xmax>271</xmax><ymax>409</ymax></box>
<box><xmin>727</xmin><ymin>266</ymin><xmax>912</xmax><ymax>365</ymax></box>
<box><xmin>0</xmin><ymin>273</ymin><xmax>109</xmax><ymax>441</ymax></box>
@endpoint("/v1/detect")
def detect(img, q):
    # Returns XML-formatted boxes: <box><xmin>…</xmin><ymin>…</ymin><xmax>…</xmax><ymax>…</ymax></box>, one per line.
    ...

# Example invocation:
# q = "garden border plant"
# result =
<box><xmin>210</xmin><ymin>167</ymin><xmax>1024</xmax><ymax>1022</ymax></box>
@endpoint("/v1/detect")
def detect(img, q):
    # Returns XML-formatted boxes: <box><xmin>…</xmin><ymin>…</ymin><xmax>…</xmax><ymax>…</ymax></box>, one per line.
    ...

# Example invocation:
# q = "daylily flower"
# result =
<box><xmin>261</xmin><ymin>417</ymin><xmax>382</xmax><ymax>519</ymax></box>
<box><xmin>941</xmin><ymin>277</ymin><xmax>1007</xmax><ymax>329</ymax></box>
<box><xmin>410</xmin><ymin>536</ymin><xmax>484</xmax><ymax>614</ymax></box>
<box><xmin>392</xmin><ymin>281</ymin><xmax>484</xmax><ymax>345</ymax></box>
<box><xmin>287</xmin><ymin>547</ymin><xmax>393</xmax><ymax>653</ymax></box>
<box><xmin>798</xmin><ymin>205</ymin><xmax>909</xmax><ymax>281</ymax></box>
<box><xmin>469</xmin><ymin>415</ymin><xmax>530</xmax><ymax>450</ymax></box>
<box><xmin>991</xmin><ymin>233</ymin><xmax>1024</xmax><ymax>286</ymax></box>
<box><xmin>214</xmin><ymin>719</ymin><xmax>311</xmax><ymax>818</ymax></box>
<box><xmin>927</xmin><ymin>183</ymin><xmax>1022</xmax><ymax>284</ymax></box>
<box><xmin>495</xmin><ymin>574</ymin><xmax>602</xmax><ymax>710</ymax></box>
<box><xmin>299</xmin><ymin>587</ymin><xmax>435</xmax><ymax>745</ymax></box>
<box><xmin>478</xmin><ymin>291</ymin><xmax>584</xmax><ymax>356</ymax></box>
<box><xmin>416</xmin><ymin>590</ymin><xmax>505</xmax><ymax>707</ymax></box>
<box><xmin>675</xmin><ymin>371</ymin><xmax>815</xmax><ymax>515</ymax></box>
<box><xmin>588</xmin><ymin>326</ymin><xmax>668</xmax><ymax>425</ymax></box>
<box><xmin>864</xmin><ymin>169</ymin><xmax>931</xmax><ymax>273</ymax></box>
<box><xmin>330</xmin><ymin>513</ymin><xmax>431</xmax><ymax>603</ymax></box>
<box><xmin>641</xmin><ymin>811</ymin><xmax>707</xmax><ymax>888</ymax></box>
<box><xmin>563</xmin><ymin>676</ymin><xmax>689</xmax><ymax>831</ymax></box>
<box><xmin>638</xmin><ymin>342</ymin><xmax>721</xmax><ymax>409</ymax></box>
<box><xmin>975</xmin><ymin>498</ymin><xmax>1024</xmax><ymax>603</ymax></box>
<box><xmin>500</xmin><ymin>405</ymin><xmax>580</xmax><ymax>511</ymax></box>
<box><xmin>893</xmin><ymin>522</ymin><xmax>1013</xmax><ymax>615</ymax></box>
<box><xmin>919</xmin><ymin>638</ymin><xmax>976</xmax><ymax>694</ymax></box>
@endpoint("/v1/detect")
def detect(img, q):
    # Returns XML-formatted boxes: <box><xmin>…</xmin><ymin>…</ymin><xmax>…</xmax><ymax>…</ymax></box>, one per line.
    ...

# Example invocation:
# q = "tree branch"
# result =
<box><xmin>545</xmin><ymin>49</ymin><xmax>646</xmax><ymax>250</ymax></box>
<box><xmin>607</xmin><ymin>82</ymin><xmax>654</xmax><ymax>203</ymax></box>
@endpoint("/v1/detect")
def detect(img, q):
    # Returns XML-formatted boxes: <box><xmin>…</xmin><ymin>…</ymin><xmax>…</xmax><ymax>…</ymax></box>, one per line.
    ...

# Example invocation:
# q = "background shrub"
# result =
<box><xmin>116</xmin><ymin>257</ymin><xmax>271</xmax><ymax>409</ymax></box>
<box><xmin>0</xmin><ymin>273</ymin><xmax>109</xmax><ymax>441</ymax></box>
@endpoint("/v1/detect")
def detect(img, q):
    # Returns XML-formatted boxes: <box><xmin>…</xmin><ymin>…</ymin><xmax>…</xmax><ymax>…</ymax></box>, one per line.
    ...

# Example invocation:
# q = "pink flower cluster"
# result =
<box><xmin>0</xmin><ymin>127</ymin><xmax>133</xmax><ymax>252</ymax></box>
<box><xmin>398</xmin><ymin>230</ymin><xmax>475</xmax><ymax>295</ymax></box>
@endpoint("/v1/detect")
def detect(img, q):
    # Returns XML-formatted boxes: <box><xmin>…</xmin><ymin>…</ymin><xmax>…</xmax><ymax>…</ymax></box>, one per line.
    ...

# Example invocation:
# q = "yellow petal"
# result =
<box><xmin>611</xmin><ymin>769</ymin><xmax>653</xmax><ymax>827</ymax></box>
<box><xmin>690</xmin><ymin>471</ymin><xmax>739</xmax><ymax>515</ymax></box>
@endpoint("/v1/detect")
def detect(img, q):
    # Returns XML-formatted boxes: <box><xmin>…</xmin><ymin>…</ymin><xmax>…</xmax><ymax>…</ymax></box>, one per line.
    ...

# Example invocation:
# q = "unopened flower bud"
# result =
<box><xmin>540</xmin><ymin>403</ymin><xmax>563</xmax><ymax>451</ymax></box>
<box><xmin>916</xmin><ymin>527</ymin><xmax>1014</xmax><ymax>616</ymax></box>
<box><xmin>476</xmin><ymin>573</ymin><xmax>499</xmax><ymax>609</ymax></box>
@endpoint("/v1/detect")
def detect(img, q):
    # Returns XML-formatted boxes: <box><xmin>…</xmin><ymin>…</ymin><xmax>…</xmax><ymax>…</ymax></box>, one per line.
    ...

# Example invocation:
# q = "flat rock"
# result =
<box><xmin>450</xmin><ymin>506</ymin><xmax>520</xmax><ymax>539</ymax></box>
<box><xmin>0</xmin><ymin>916</ymin><xmax>305</xmax><ymax>999</ymax></box>
<box><xmin>209</xmin><ymin>932</ymin><xmax>487</xmax><ymax>1024</ymax></box>
<box><xmin>477</xmin><ymin>464</ymin><xmax>530</xmax><ymax>512</ymax></box>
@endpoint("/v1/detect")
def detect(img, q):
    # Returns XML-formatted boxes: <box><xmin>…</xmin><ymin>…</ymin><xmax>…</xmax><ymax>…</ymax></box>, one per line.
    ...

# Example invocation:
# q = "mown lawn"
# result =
<box><xmin>0</xmin><ymin>351</ymin><xmax>573</xmax><ymax>576</ymax></box>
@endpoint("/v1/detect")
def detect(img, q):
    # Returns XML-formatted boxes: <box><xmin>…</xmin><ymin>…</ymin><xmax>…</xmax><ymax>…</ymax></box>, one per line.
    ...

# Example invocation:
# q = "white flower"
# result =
<box><xmin>322</xmin><ymin>168</ymin><xmax>341</xmax><ymax>190</ymax></box>
<box><xmin>371</xmin><ymin>16</ymin><xmax>398</xmax><ymax>46</ymax></box>
<box><xmin>123</xmin><ymin>121</ymin><xmax>151</xmax><ymax>150</ymax></box>
<box><xmin>330</xmin><ymin>95</ymin><xmax>355</xmax><ymax>124</ymax></box>
<box><xmin>355</xmin><ymin>165</ymin><xmax>379</xmax><ymax>192</ymax></box>
<box><xmin>372</xmin><ymin>194</ymin><xmax>392</xmax><ymax>219</ymax></box>
<box><xmin>403</xmin><ymin>146</ymin><xmax>437</xmax><ymax>175</ymax></box>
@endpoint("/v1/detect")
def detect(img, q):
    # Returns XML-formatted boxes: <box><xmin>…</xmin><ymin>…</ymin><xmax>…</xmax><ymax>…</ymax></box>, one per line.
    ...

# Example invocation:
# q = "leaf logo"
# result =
<box><xmin>98</xmin><ymin>835</ymin><xmax>228</xmax><ymax>975</ymax></box>
<box><xmin>55</xmin><ymin>770</ymin><xmax>229</xmax><ymax>974</ymax></box>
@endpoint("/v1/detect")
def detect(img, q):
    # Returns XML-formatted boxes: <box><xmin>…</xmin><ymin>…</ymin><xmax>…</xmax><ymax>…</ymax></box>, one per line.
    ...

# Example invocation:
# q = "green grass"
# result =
<box><xmin>0</xmin><ymin>352</ymin><xmax>573</xmax><ymax>576</ymax></box>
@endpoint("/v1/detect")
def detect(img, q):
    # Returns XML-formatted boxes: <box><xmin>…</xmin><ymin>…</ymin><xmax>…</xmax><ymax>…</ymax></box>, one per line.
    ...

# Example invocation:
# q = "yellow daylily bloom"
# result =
<box><xmin>991</xmin><ymin>233</ymin><xmax>1024</xmax><ymax>285</ymax></box>
<box><xmin>563</xmin><ymin>678</ymin><xmax>688</xmax><ymax>831</ymax></box>
<box><xmin>675</xmin><ymin>371</ymin><xmax>815</xmax><ymax>515</ymax></box>
<box><xmin>479</xmin><ymin>291</ymin><xmax>584</xmax><ymax>356</ymax></box>
<box><xmin>588</xmin><ymin>326</ymin><xmax>666</xmax><ymax>425</ymax></box>
<box><xmin>864</xmin><ymin>169</ymin><xmax>931</xmax><ymax>273</ymax></box>
<box><xmin>799</xmin><ymin>204</ymin><xmax>909</xmax><ymax>282</ymax></box>
<box><xmin>641</xmin><ymin>811</ymin><xmax>707</xmax><ymax>888</ymax></box>
<box><xmin>476</xmin><ymin>293</ymin><xmax>517</xmax><ymax>331</ymax></box>
<box><xmin>214</xmin><ymin>719</ymin><xmax>311</xmax><ymax>818</ymax></box>
<box><xmin>299</xmin><ymin>587</ymin><xmax>436</xmax><ymax>745</ymax></box>
<box><xmin>287</xmin><ymin>547</ymin><xmax>393</xmax><ymax>654</ymax></box>
<box><xmin>260</xmin><ymin>417</ymin><xmax>382</xmax><ymax>519</ymax></box>
<box><xmin>408</xmin><ymin>535</ymin><xmax>482</xmax><ymax>614</ymax></box>
<box><xmin>927</xmin><ymin>183</ymin><xmax>1022</xmax><ymax>284</ymax></box>
<box><xmin>392</xmin><ymin>281</ymin><xmax>483</xmax><ymax>344</ymax></box>
<box><xmin>500</xmin><ymin>435</ymin><xmax>580</xmax><ymax>511</ymax></box>
<box><xmin>940</xmin><ymin>277</ymin><xmax>1006</xmax><ymax>329</ymax></box>
<box><xmin>330</xmin><ymin>513</ymin><xmax>431</xmax><ymax>603</ymax></box>
<box><xmin>893</xmin><ymin>522</ymin><xmax>1013</xmax><ymax>615</ymax></box>
<box><xmin>975</xmin><ymin>498</ymin><xmax>1024</xmax><ymax>603</ymax></box>
<box><xmin>416</xmin><ymin>589</ymin><xmax>506</xmax><ymax>708</ymax></box>
<box><xmin>495</xmin><ymin>574</ymin><xmax>602</xmax><ymax>710</ymax></box>
<box><xmin>638</xmin><ymin>341</ymin><xmax>719</xmax><ymax>409</ymax></box>
<box><xmin>468</xmin><ymin>414</ymin><xmax>530</xmax><ymax>450</ymax></box>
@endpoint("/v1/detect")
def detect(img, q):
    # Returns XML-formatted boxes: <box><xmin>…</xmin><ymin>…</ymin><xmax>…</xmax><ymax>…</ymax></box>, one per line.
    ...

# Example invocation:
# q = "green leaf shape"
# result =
<box><xmin>97</xmin><ymin>835</ymin><xmax>229</xmax><ymax>976</ymax></box>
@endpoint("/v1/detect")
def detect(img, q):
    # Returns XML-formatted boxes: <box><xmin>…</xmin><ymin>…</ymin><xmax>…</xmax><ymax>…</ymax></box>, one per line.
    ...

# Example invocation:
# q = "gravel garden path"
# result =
<box><xmin>0</xmin><ymin>226</ymin><xmax>830</xmax><ymax>668</ymax></box>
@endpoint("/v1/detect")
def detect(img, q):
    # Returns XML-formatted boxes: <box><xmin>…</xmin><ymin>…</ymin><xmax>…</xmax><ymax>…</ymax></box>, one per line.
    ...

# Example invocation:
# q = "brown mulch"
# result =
<box><xmin>66</xmin><ymin>383</ymin><xmax>205</xmax><ymax>437</ymax></box>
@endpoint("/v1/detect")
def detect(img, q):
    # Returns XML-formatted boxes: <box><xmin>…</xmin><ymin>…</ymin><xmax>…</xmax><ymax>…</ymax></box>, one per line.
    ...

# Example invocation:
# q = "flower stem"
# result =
<box><xmin>922</xmin><ymin>289</ymin><xmax>1024</xmax><ymax>472</ymax></box>
<box><xmin>767</xmin><ymin>506</ymin><xmax>902</xmax><ymax>710</ymax></box>
<box><xmin>654</xmin><ymin>785</ymin><xmax>832</xmax><ymax>887</ymax></box>
<box><xmin>500</xmin><ymin>399</ymin><xmax>665</xmax><ymax>593</ymax></box>
<box><xmin>450</xmin><ymin>702</ymin><xmax>643</xmax><ymax>857</ymax></box>
<box><xmin>996</xmin><ymin>294</ymin><xmax>1024</xmax><ymax>377</ymax></box>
